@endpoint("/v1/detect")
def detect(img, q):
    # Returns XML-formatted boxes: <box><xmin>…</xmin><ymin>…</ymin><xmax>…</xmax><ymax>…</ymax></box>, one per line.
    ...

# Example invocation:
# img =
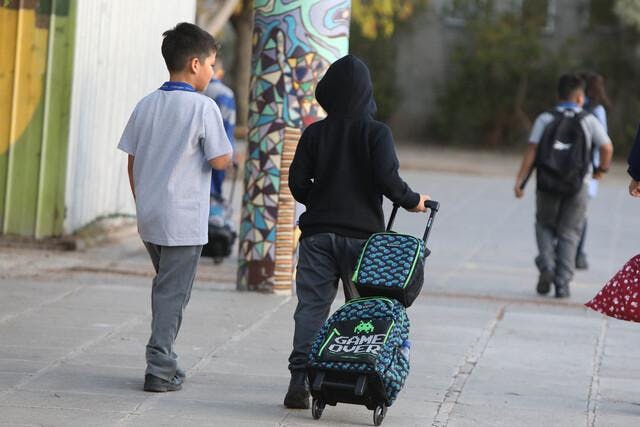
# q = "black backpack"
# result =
<box><xmin>535</xmin><ymin>110</ymin><xmax>590</xmax><ymax>195</ymax></box>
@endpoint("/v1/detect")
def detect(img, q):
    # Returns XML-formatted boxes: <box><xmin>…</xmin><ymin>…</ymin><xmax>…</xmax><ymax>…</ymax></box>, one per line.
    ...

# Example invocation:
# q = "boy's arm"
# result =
<box><xmin>127</xmin><ymin>155</ymin><xmax>135</xmax><ymax>200</ymax></box>
<box><xmin>514</xmin><ymin>112</ymin><xmax>550</xmax><ymax>198</ymax></box>
<box><xmin>203</xmin><ymin>101</ymin><xmax>233</xmax><ymax>170</ymax></box>
<box><xmin>594</xmin><ymin>143</ymin><xmax>613</xmax><ymax>179</ymax></box>
<box><xmin>289</xmin><ymin>132</ymin><xmax>314</xmax><ymax>204</ymax></box>
<box><xmin>209</xmin><ymin>153</ymin><xmax>232</xmax><ymax>170</ymax></box>
<box><xmin>370</xmin><ymin>127</ymin><xmax>421</xmax><ymax>210</ymax></box>
<box><xmin>591</xmin><ymin>117</ymin><xmax>613</xmax><ymax>180</ymax></box>
<box><xmin>514</xmin><ymin>143</ymin><xmax>537</xmax><ymax>198</ymax></box>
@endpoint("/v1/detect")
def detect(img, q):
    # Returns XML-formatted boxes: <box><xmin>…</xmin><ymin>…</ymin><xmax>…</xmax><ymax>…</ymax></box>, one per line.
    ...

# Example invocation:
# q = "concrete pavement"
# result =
<box><xmin>1</xmin><ymin>153</ymin><xmax>640</xmax><ymax>426</ymax></box>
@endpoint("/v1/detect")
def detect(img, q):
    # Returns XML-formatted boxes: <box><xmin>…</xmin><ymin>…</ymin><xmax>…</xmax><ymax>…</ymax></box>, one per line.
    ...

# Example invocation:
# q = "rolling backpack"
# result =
<box><xmin>307</xmin><ymin>200</ymin><xmax>440</xmax><ymax>426</ymax></box>
<box><xmin>201</xmin><ymin>164</ymin><xmax>238</xmax><ymax>264</ymax></box>
<box><xmin>307</xmin><ymin>297</ymin><xmax>410</xmax><ymax>425</ymax></box>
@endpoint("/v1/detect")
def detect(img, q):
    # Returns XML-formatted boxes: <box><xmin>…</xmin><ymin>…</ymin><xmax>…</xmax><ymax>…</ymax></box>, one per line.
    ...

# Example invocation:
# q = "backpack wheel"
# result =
<box><xmin>373</xmin><ymin>404</ymin><xmax>387</xmax><ymax>426</ymax></box>
<box><xmin>311</xmin><ymin>397</ymin><xmax>324</xmax><ymax>420</ymax></box>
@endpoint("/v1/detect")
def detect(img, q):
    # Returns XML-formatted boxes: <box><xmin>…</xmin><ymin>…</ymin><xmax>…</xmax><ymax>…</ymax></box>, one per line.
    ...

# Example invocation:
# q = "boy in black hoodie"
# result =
<box><xmin>284</xmin><ymin>55</ymin><xmax>430</xmax><ymax>409</ymax></box>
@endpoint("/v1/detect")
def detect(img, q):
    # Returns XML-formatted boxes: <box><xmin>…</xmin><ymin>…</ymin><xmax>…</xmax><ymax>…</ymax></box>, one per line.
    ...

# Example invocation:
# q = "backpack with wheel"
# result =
<box><xmin>201</xmin><ymin>164</ymin><xmax>238</xmax><ymax>264</ymax></box>
<box><xmin>306</xmin><ymin>200</ymin><xmax>439</xmax><ymax>426</ymax></box>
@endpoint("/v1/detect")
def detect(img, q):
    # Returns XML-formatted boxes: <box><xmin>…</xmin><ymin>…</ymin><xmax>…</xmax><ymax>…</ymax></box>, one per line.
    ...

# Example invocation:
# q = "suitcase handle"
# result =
<box><xmin>385</xmin><ymin>200</ymin><xmax>440</xmax><ymax>247</ymax></box>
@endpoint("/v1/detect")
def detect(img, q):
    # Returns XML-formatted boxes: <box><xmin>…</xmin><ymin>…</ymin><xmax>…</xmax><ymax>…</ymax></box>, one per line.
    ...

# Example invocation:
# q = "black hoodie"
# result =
<box><xmin>289</xmin><ymin>55</ymin><xmax>420</xmax><ymax>240</ymax></box>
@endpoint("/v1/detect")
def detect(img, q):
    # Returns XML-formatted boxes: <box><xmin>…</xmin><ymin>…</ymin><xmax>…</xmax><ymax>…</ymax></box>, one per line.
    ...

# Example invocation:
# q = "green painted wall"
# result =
<box><xmin>0</xmin><ymin>0</ymin><xmax>76</xmax><ymax>238</ymax></box>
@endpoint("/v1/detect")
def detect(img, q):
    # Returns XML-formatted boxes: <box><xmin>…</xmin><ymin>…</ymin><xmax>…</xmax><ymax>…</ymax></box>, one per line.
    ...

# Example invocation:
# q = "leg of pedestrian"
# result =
<box><xmin>285</xmin><ymin>234</ymin><xmax>340</xmax><ymax>409</ymax></box>
<box><xmin>142</xmin><ymin>243</ymin><xmax>202</xmax><ymax>392</ymax></box>
<box><xmin>575</xmin><ymin>220</ymin><xmax>589</xmax><ymax>269</ymax></box>
<box><xmin>554</xmin><ymin>185</ymin><xmax>588</xmax><ymax>298</ymax></box>
<box><xmin>535</xmin><ymin>191</ymin><xmax>560</xmax><ymax>295</ymax></box>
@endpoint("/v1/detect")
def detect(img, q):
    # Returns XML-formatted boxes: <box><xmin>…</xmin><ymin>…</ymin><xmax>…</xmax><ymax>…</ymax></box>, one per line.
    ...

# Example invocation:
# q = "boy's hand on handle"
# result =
<box><xmin>409</xmin><ymin>194</ymin><xmax>430</xmax><ymax>212</ymax></box>
<box><xmin>630</xmin><ymin>179</ymin><xmax>640</xmax><ymax>197</ymax></box>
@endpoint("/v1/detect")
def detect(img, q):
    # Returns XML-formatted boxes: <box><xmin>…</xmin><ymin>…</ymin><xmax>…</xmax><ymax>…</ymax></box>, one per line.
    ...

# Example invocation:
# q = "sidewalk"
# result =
<box><xmin>1</xmin><ymin>158</ymin><xmax>640</xmax><ymax>426</ymax></box>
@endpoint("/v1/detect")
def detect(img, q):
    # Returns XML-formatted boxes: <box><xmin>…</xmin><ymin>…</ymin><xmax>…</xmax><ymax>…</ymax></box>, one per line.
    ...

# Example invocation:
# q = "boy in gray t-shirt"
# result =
<box><xmin>117</xmin><ymin>23</ymin><xmax>232</xmax><ymax>392</ymax></box>
<box><xmin>514</xmin><ymin>74</ymin><xmax>613</xmax><ymax>299</ymax></box>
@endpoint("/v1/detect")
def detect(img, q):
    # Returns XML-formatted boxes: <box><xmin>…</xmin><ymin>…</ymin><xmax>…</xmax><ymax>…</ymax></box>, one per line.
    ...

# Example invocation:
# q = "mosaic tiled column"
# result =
<box><xmin>238</xmin><ymin>0</ymin><xmax>351</xmax><ymax>292</ymax></box>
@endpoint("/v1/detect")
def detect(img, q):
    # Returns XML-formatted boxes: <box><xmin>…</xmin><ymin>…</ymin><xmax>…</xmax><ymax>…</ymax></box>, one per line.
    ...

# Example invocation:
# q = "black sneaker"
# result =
<box><xmin>175</xmin><ymin>367</ymin><xmax>186</xmax><ymax>382</ymax></box>
<box><xmin>536</xmin><ymin>270</ymin><xmax>554</xmax><ymax>295</ymax></box>
<box><xmin>283</xmin><ymin>370</ymin><xmax>310</xmax><ymax>409</ymax></box>
<box><xmin>555</xmin><ymin>282</ymin><xmax>571</xmax><ymax>299</ymax></box>
<box><xmin>143</xmin><ymin>374</ymin><xmax>183</xmax><ymax>392</ymax></box>
<box><xmin>575</xmin><ymin>253</ymin><xmax>589</xmax><ymax>270</ymax></box>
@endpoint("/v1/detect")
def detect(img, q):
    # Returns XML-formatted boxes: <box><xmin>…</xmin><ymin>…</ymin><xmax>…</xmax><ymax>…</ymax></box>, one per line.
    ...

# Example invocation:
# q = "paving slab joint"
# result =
<box><xmin>587</xmin><ymin>317</ymin><xmax>609</xmax><ymax>427</ymax></box>
<box><xmin>431</xmin><ymin>304</ymin><xmax>506</xmax><ymax>427</ymax></box>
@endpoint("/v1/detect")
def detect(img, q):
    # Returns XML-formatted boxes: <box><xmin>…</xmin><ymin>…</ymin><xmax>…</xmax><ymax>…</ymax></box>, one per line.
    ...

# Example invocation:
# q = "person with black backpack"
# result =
<box><xmin>514</xmin><ymin>74</ymin><xmax>613</xmax><ymax>298</ymax></box>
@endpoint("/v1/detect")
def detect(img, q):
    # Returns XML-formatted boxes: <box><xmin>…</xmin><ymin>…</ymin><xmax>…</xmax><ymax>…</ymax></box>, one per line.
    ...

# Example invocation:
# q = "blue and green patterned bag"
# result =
<box><xmin>308</xmin><ymin>297</ymin><xmax>410</xmax><ymax>406</ymax></box>
<box><xmin>352</xmin><ymin>232</ymin><xmax>425</xmax><ymax>307</ymax></box>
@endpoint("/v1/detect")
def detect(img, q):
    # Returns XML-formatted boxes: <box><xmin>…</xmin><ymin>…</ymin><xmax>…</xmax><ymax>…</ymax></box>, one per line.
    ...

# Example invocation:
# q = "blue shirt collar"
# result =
<box><xmin>159</xmin><ymin>81</ymin><xmax>196</xmax><ymax>92</ymax></box>
<box><xmin>556</xmin><ymin>101</ymin><xmax>579</xmax><ymax>109</ymax></box>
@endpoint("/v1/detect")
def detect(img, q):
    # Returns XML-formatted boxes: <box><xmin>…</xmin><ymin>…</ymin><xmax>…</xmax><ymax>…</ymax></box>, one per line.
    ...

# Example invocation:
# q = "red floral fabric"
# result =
<box><xmin>586</xmin><ymin>254</ymin><xmax>640</xmax><ymax>323</ymax></box>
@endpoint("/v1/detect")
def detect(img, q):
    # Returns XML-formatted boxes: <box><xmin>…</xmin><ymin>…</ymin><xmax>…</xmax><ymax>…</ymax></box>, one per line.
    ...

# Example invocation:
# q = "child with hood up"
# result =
<box><xmin>284</xmin><ymin>54</ymin><xmax>430</xmax><ymax>409</ymax></box>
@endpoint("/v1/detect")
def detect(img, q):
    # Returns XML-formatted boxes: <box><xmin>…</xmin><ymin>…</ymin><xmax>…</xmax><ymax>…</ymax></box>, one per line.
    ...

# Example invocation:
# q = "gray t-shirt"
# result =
<box><xmin>118</xmin><ymin>88</ymin><xmax>232</xmax><ymax>246</ymax></box>
<box><xmin>528</xmin><ymin>105</ymin><xmax>612</xmax><ymax>179</ymax></box>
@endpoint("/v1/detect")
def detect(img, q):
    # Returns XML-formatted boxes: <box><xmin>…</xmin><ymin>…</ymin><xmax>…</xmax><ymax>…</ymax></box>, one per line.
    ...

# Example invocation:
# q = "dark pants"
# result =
<box><xmin>576</xmin><ymin>219</ymin><xmax>587</xmax><ymax>257</ymax></box>
<box><xmin>535</xmin><ymin>185</ymin><xmax>588</xmax><ymax>286</ymax></box>
<box><xmin>288</xmin><ymin>233</ymin><xmax>366</xmax><ymax>372</ymax></box>
<box><xmin>143</xmin><ymin>242</ymin><xmax>203</xmax><ymax>381</ymax></box>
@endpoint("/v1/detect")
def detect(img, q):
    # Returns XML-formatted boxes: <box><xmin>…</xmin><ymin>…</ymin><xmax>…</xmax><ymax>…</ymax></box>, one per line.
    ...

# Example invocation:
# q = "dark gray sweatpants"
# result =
<box><xmin>535</xmin><ymin>184</ymin><xmax>588</xmax><ymax>286</ymax></box>
<box><xmin>288</xmin><ymin>233</ymin><xmax>366</xmax><ymax>372</ymax></box>
<box><xmin>143</xmin><ymin>242</ymin><xmax>203</xmax><ymax>381</ymax></box>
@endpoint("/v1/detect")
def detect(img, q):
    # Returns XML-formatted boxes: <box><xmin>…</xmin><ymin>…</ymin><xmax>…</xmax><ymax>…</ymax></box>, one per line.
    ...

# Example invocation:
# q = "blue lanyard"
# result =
<box><xmin>557</xmin><ymin>101</ymin><xmax>578</xmax><ymax>109</ymax></box>
<box><xmin>159</xmin><ymin>81</ymin><xmax>196</xmax><ymax>92</ymax></box>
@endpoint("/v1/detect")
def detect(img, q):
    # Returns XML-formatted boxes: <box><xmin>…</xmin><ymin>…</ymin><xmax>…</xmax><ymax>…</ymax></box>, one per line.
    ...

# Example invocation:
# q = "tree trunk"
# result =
<box><xmin>230</xmin><ymin>0</ymin><xmax>253</xmax><ymax>135</ymax></box>
<box><xmin>201</xmin><ymin>0</ymin><xmax>241</xmax><ymax>37</ymax></box>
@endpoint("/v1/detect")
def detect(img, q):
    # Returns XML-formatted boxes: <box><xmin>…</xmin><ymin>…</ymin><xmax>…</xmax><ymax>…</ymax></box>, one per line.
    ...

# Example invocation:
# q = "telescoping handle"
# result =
<box><xmin>385</xmin><ymin>200</ymin><xmax>440</xmax><ymax>245</ymax></box>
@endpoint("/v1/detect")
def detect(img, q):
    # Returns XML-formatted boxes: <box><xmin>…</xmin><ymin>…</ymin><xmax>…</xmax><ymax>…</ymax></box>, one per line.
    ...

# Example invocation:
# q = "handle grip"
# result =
<box><xmin>425</xmin><ymin>200</ymin><xmax>440</xmax><ymax>211</ymax></box>
<box><xmin>385</xmin><ymin>200</ymin><xmax>440</xmax><ymax>248</ymax></box>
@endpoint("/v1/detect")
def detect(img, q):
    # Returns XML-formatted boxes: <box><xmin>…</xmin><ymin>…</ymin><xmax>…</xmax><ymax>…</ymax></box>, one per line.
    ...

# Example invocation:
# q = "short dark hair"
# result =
<box><xmin>557</xmin><ymin>73</ymin><xmax>585</xmax><ymax>100</ymax></box>
<box><xmin>161</xmin><ymin>22</ymin><xmax>220</xmax><ymax>72</ymax></box>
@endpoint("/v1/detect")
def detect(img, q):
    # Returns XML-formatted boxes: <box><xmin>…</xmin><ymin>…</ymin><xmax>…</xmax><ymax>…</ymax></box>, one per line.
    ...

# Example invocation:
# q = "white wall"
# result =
<box><xmin>65</xmin><ymin>0</ymin><xmax>196</xmax><ymax>232</ymax></box>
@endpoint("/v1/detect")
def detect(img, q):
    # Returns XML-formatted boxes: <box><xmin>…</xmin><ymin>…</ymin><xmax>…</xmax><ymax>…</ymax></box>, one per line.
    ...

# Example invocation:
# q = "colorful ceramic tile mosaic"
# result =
<box><xmin>238</xmin><ymin>0</ymin><xmax>350</xmax><ymax>291</ymax></box>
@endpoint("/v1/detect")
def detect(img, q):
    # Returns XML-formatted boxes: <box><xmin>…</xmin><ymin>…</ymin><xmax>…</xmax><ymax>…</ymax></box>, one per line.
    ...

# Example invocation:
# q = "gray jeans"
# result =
<box><xmin>535</xmin><ymin>184</ymin><xmax>588</xmax><ymax>285</ymax></box>
<box><xmin>288</xmin><ymin>233</ymin><xmax>366</xmax><ymax>372</ymax></box>
<box><xmin>143</xmin><ymin>242</ymin><xmax>203</xmax><ymax>381</ymax></box>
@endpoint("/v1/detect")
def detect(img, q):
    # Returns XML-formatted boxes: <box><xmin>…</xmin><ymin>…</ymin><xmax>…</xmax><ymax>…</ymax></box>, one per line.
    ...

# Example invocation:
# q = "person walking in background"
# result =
<box><xmin>514</xmin><ymin>74</ymin><xmax>613</xmax><ymax>298</ymax></box>
<box><xmin>586</xmin><ymin>125</ymin><xmax>640</xmax><ymax>319</ymax></box>
<box><xmin>284</xmin><ymin>55</ymin><xmax>431</xmax><ymax>409</ymax></box>
<box><xmin>117</xmin><ymin>23</ymin><xmax>232</xmax><ymax>392</ymax></box>
<box><xmin>203</xmin><ymin>57</ymin><xmax>236</xmax><ymax>199</ymax></box>
<box><xmin>575</xmin><ymin>72</ymin><xmax>612</xmax><ymax>270</ymax></box>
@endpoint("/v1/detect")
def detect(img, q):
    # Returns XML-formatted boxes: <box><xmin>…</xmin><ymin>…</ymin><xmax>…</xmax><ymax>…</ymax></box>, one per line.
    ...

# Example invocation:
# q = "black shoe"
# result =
<box><xmin>143</xmin><ymin>374</ymin><xmax>183</xmax><ymax>392</ymax></box>
<box><xmin>555</xmin><ymin>282</ymin><xmax>571</xmax><ymax>299</ymax></box>
<box><xmin>536</xmin><ymin>270</ymin><xmax>554</xmax><ymax>295</ymax></box>
<box><xmin>576</xmin><ymin>253</ymin><xmax>589</xmax><ymax>270</ymax></box>
<box><xmin>175</xmin><ymin>367</ymin><xmax>186</xmax><ymax>381</ymax></box>
<box><xmin>284</xmin><ymin>370</ymin><xmax>310</xmax><ymax>409</ymax></box>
